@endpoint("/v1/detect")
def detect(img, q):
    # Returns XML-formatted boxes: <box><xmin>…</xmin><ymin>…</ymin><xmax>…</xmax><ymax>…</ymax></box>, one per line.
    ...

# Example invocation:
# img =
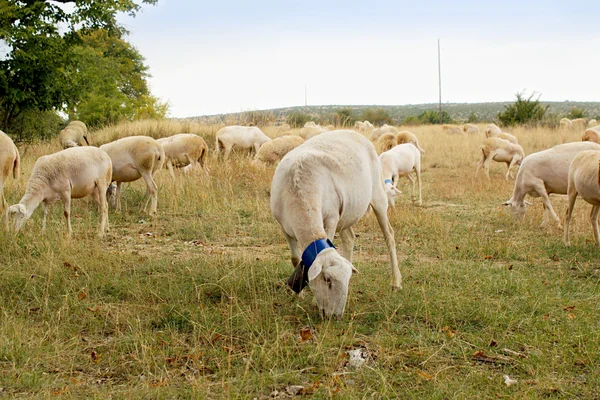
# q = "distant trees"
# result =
<box><xmin>567</xmin><ymin>107</ymin><xmax>586</xmax><ymax>120</ymax></box>
<box><xmin>402</xmin><ymin>110</ymin><xmax>453</xmax><ymax>125</ymax></box>
<box><xmin>334</xmin><ymin>108</ymin><xmax>356</xmax><ymax>127</ymax></box>
<box><xmin>287</xmin><ymin>112</ymin><xmax>314</xmax><ymax>128</ymax></box>
<box><xmin>362</xmin><ymin>108</ymin><xmax>392</xmax><ymax>126</ymax></box>
<box><xmin>497</xmin><ymin>91</ymin><xmax>549</xmax><ymax>127</ymax></box>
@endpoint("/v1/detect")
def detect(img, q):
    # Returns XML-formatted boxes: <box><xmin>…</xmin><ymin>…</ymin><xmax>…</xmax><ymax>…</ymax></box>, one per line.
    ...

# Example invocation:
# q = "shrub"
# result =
<box><xmin>497</xmin><ymin>91</ymin><xmax>549</xmax><ymax>127</ymax></box>
<box><xmin>286</xmin><ymin>112</ymin><xmax>314</xmax><ymax>128</ymax></box>
<box><xmin>334</xmin><ymin>108</ymin><xmax>356</xmax><ymax>127</ymax></box>
<box><xmin>239</xmin><ymin>110</ymin><xmax>275</xmax><ymax>127</ymax></box>
<box><xmin>3</xmin><ymin>109</ymin><xmax>65</xmax><ymax>142</ymax></box>
<box><xmin>567</xmin><ymin>107</ymin><xmax>587</xmax><ymax>120</ymax></box>
<box><xmin>362</xmin><ymin>108</ymin><xmax>392</xmax><ymax>126</ymax></box>
<box><xmin>467</xmin><ymin>113</ymin><xmax>479</xmax><ymax>123</ymax></box>
<box><xmin>417</xmin><ymin>110</ymin><xmax>453</xmax><ymax>125</ymax></box>
<box><xmin>402</xmin><ymin>115</ymin><xmax>420</xmax><ymax>126</ymax></box>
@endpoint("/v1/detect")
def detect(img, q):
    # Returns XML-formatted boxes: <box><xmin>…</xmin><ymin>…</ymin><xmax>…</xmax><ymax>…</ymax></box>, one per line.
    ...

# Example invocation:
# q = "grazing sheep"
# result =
<box><xmin>7</xmin><ymin>146</ymin><xmax>111</xmax><ymax>236</ymax></box>
<box><xmin>588</xmin><ymin>119</ymin><xmax>597</xmax><ymax>127</ymax></box>
<box><xmin>376</xmin><ymin>132</ymin><xmax>398</xmax><ymax>154</ymax></box>
<box><xmin>354</xmin><ymin>121</ymin><xmax>366</xmax><ymax>132</ymax></box>
<box><xmin>485</xmin><ymin>123</ymin><xmax>502</xmax><ymax>137</ymax></box>
<box><xmin>379</xmin><ymin>143</ymin><xmax>422</xmax><ymax>206</ymax></box>
<box><xmin>497</xmin><ymin>132</ymin><xmax>518</xmax><ymax>144</ymax></box>
<box><xmin>157</xmin><ymin>133</ymin><xmax>208</xmax><ymax>179</ymax></box>
<box><xmin>277</xmin><ymin>123</ymin><xmax>291</xmax><ymax>132</ymax></box>
<box><xmin>476</xmin><ymin>137</ymin><xmax>524</xmax><ymax>179</ymax></box>
<box><xmin>503</xmin><ymin>142</ymin><xmax>600</xmax><ymax>227</ymax></box>
<box><xmin>571</xmin><ymin>118</ymin><xmax>587</xmax><ymax>130</ymax></box>
<box><xmin>253</xmin><ymin>135</ymin><xmax>304</xmax><ymax>165</ymax></box>
<box><xmin>370</xmin><ymin>124</ymin><xmax>398</xmax><ymax>142</ymax></box>
<box><xmin>99</xmin><ymin>136</ymin><xmax>164</xmax><ymax>215</ymax></box>
<box><xmin>463</xmin><ymin>124</ymin><xmax>480</xmax><ymax>135</ymax></box>
<box><xmin>396</xmin><ymin>131</ymin><xmax>425</xmax><ymax>154</ymax></box>
<box><xmin>299</xmin><ymin>124</ymin><xmax>328</xmax><ymax>140</ymax></box>
<box><xmin>215</xmin><ymin>125</ymin><xmax>271</xmax><ymax>160</ymax></box>
<box><xmin>271</xmin><ymin>130</ymin><xmax>401</xmax><ymax>318</ymax></box>
<box><xmin>442</xmin><ymin>124</ymin><xmax>463</xmax><ymax>135</ymax></box>
<box><xmin>560</xmin><ymin>118</ymin><xmax>572</xmax><ymax>130</ymax></box>
<box><xmin>0</xmin><ymin>131</ymin><xmax>20</xmax><ymax>226</ymax></box>
<box><xmin>582</xmin><ymin>126</ymin><xmax>600</xmax><ymax>144</ymax></box>
<box><xmin>59</xmin><ymin>120</ymin><xmax>89</xmax><ymax>149</ymax></box>
<box><xmin>564</xmin><ymin>150</ymin><xmax>600</xmax><ymax>246</ymax></box>
<box><xmin>304</xmin><ymin>121</ymin><xmax>317</xmax><ymax>128</ymax></box>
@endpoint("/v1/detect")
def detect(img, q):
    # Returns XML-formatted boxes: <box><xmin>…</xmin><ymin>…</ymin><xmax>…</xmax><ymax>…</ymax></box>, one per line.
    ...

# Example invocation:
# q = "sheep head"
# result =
<box><xmin>503</xmin><ymin>199</ymin><xmax>527</xmax><ymax>221</ymax></box>
<box><xmin>7</xmin><ymin>204</ymin><xmax>29</xmax><ymax>231</ymax></box>
<box><xmin>307</xmin><ymin>248</ymin><xmax>357</xmax><ymax>318</ymax></box>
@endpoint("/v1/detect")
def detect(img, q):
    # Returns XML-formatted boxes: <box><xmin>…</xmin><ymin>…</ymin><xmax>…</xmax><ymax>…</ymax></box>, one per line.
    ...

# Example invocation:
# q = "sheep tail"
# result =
<box><xmin>13</xmin><ymin>147</ymin><xmax>20</xmax><ymax>179</ymax></box>
<box><xmin>598</xmin><ymin>160</ymin><xmax>600</xmax><ymax>188</ymax></box>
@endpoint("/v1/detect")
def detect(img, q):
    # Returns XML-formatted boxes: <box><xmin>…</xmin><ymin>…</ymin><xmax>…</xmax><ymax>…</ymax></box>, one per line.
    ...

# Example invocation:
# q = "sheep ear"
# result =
<box><xmin>394</xmin><ymin>187</ymin><xmax>402</xmax><ymax>194</ymax></box>
<box><xmin>351</xmin><ymin>265</ymin><xmax>359</xmax><ymax>274</ymax></box>
<box><xmin>307</xmin><ymin>262</ymin><xmax>322</xmax><ymax>282</ymax></box>
<box><xmin>502</xmin><ymin>201</ymin><xmax>511</xmax><ymax>206</ymax></box>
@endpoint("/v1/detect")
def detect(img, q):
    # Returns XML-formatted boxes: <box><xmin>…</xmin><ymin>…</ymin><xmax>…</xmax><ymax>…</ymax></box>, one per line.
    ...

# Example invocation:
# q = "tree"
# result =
<box><xmin>497</xmin><ymin>91</ymin><xmax>549</xmax><ymax>127</ymax></box>
<box><xmin>567</xmin><ymin>107</ymin><xmax>586</xmax><ymax>120</ymax></box>
<box><xmin>0</xmin><ymin>0</ymin><xmax>158</xmax><ymax>132</ymax></box>
<box><xmin>287</xmin><ymin>112</ymin><xmax>313</xmax><ymax>128</ymax></box>
<box><xmin>416</xmin><ymin>110</ymin><xmax>453</xmax><ymax>125</ymax></box>
<box><xmin>362</xmin><ymin>108</ymin><xmax>392</xmax><ymax>126</ymax></box>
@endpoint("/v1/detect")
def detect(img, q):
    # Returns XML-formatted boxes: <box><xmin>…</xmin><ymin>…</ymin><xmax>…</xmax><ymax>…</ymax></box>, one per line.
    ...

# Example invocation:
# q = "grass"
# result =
<box><xmin>1</xmin><ymin>121</ymin><xmax>599</xmax><ymax>398</ymax></box>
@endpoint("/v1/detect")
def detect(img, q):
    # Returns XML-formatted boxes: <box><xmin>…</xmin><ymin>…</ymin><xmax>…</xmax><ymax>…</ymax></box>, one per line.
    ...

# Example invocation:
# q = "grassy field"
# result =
<box><xmin>1</xmin><ymin>122</ymin><xmax>599</xmax><ymax>399</ymax></box>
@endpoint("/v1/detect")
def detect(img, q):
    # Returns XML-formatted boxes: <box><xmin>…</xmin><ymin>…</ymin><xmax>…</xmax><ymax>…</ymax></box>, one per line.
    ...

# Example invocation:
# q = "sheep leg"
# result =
<box><xmin>140</xmin><ymin>171</ymin><xmax>158</xmax><ymax>215</ymax></box>
<box><xmin>42</xmin><ymin>202</ymin><xmax>49</xmax><ymax>233</ymax></box>
<box><xmin>370</xmin><ymin>196</ymin><xmax>402</xmax><ymax>290</ymax></box>
<box><xmin>406</xmin><ymin>173</ymin><xmax>416</xmax><ymax>203</ymax></box>
<box><xmin>537</xmin><ymin>188</ymin><xmax>561</xmax><ymax>228</ymax></box>
<box><xmin>115</xmin><ymin>182</ymin><xmax>123</xmax><ymax>212</ymax></box>
<box><xmin>591</xmin><ymin>205</ymin><xmax>600</xmax><ymax>247</ymax></box>
<box><xmin>339</xmin><ymin>227</ymin><xmax>355</xmax><ymax>262</ymax></box>
<box><xmin>1</xmin><ymin>183</ymin><xmax>7</xmax><ymax>230</ymax></box>
<box><xmin>167</xmin><ymin>160</ymin><xmax>176</xmax><ymax>180</ymax></box>
<box><xmin>505</xmin><ymin>158</ymin><xmax>518</xmax><ymax>180</ymax></box>
<box><xmin>563</xmin><ymin>185</ymin><xmax>578</xmax><ymax>246</ymax></box>
<box><xmin>95</xmin><ymin>179</ymin><xmax>109</xmax><ymax>236</ymax></box>
<box><xmin>415</xmin><ymin>161</ymin><xmax>422</xmax><ymax>206</ymax></box>
<box><xmin>284</xmin><ymin>232</ymin><xmax>301</xmax><ymax>268</ymax></box>
<box><xmin>223</xmin><ymin>144</ymin><xmax>232</xmax><ymax>160</ymax></box>
<box><xmin>475</xmin><ymin>153</ymin><xmax>486</xmax><ymax>178</ymax></box>
<box><xmin>61</xmin><ymin>194</ymin><xmax>72</xmax><ymax>236</ymax></box>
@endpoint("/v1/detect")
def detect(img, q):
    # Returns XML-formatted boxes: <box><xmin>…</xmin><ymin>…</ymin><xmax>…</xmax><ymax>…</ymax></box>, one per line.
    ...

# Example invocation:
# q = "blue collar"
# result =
<box><xmin>302</xmin><ymin>238</ymin><xmax>336</xmax><ymax>268</ymax></box>
<box><xmin>384</xmin><ymin>179</ymin><xmax>393</xmax><ymax>185</ymax></box>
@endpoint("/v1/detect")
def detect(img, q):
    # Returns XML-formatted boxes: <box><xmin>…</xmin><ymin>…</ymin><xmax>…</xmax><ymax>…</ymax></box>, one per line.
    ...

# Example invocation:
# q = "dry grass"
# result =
<box><xmin>1</xmin><ymin>121</ymin><xmax>599</xmax><ymax>398</ymax></box>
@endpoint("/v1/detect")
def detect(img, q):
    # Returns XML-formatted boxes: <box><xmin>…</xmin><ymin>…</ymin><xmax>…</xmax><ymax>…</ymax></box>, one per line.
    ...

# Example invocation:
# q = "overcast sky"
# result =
<box><xmin>118</xmin><ymin>1</ymin><xmax>600</xmax><ymax>118</ymax></box>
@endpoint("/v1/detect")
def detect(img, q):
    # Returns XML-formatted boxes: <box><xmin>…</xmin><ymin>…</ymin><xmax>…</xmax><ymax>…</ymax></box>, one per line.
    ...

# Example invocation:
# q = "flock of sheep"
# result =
<box><xmin>2</xmin><ymin>116</ymin><xmax>600</xmax><ymax>317</ymax></box>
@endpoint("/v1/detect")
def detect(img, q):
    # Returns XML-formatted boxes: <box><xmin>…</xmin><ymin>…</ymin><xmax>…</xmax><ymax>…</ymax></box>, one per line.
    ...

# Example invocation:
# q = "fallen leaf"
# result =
<box><xmin>418</xmin><ymin>370</ymin><xmax>433</xmax><ymax>381</ymax></box>
<box><xmin>568</xmin><ymin>313</ymin><xmax>576</xmax><ymax>320</ymax></box>
<box><xmin>299</xmin><ymin>328</ymin><xmax>313</xmax><ymax>342</ymax></box>
<box><xmin>484</xmin><ymin>255</ymin><xmax>493</xmax><ymax>260</ymax></box>
<box><xmin>563</xmin><ymin>305</ymin><xmax>575</xmax><ymax>311</ymax></box>
<box><xmin>489</xmin><ymin>340</ymin><xmax>498</xmax><ymax>347</ymax></box>
<box><xmin>473</xmin><ymin>350</ymin><xmax>487</xmax><ymax>358</ymax></box>
<box><xmin>550</xmin><ymin>254</ymin><xmax>559</xmax><ymax>261</ymax></box>
<box><xmin>90</xmin><ymin>351</ymin><xmax>101</xmax><ymax>363</ymax></box>
<box><xmin>441</xmin><ymin>326</ymin><xmax>455</xmax><ymax>338</ymax></box>
<box><xmin>77</xmin><ymin>290</ymin><xmax>87</xmax><ymax>301</ymax></box>
<box><xmin>503</xmin><ymin>375</ymin><xmax>517</xmax><ymax>387</ymax></box>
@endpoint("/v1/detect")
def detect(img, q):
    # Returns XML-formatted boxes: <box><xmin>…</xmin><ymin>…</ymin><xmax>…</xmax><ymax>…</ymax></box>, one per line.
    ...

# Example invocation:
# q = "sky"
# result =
<box><xmin>117</xmin><ymin>1</ymin><xmax>600</xmax><ymax>118</ymax></box>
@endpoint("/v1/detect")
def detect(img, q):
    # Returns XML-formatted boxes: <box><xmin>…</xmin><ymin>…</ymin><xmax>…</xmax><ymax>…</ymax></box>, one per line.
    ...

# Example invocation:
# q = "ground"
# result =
<box><xmin>0</xmin><ymin>122</ymin><xmax>599</xmax><ymax>398</ymax></box>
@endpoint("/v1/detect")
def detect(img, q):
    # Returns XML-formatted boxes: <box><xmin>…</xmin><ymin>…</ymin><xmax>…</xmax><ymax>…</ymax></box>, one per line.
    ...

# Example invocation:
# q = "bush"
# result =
<box><xmin>497</xmin><ymin>91</ymin><xmax>549</xmax><ymax>127</ymax></box>
<box><xmin>334</xmin><ymin>108</ymin><xmax>356</xmax><ymax>127</ymax></box>
<box><xmin>3</xmin><ymin>109</ymin><xmax>65</xmax><ymax>142</ymax></box>
<box><xmin>239</xmin><ymin>110</ymin><xmax>275</xmax><ymax>127</ymax></box>
<box><xmin>287</xmin><ymin>112</ymin><xmax>314</xmax><ymax>128</ymax></box>
<box><xmin>567</xmin><ymin>107</ymin><xmax>587</xmax><ymax>120</ymax></box>
<box><xmin>402</xmin><ymin>116</ymin><xmax>420</xmax><ymax>126</ymax></box>
<box><xmin>467</xmin><ymin>113</ymin><xmax>479</xmax><ymax>123</ymax></box>
<box><xmin>416</xmin><ymin>110</ymin><xmax>453</xmax><ymax>125</ymax></box>
<box><xmin>362</xmin><ymin>108</ymin><xmax>392</xmax><ymax>126</ymax></box>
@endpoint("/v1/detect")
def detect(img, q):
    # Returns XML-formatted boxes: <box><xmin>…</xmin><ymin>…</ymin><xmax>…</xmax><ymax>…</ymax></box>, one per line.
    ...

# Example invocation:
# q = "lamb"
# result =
<box><xmin>379</xmin><ymin>143</ymin><xmax>422</xmax><ymax>206</ymax></box>
<box><xmin>0</xmin><ymin>131</ymin><xmax>20</xmax><ymax>226</ymax></box>
<box><xmin>156</xmin><ymin>133</ymin><xmax>208</xmax><ymax>179</ymax></box>
<box><xmin>299</xmin><ymin>124</ymin><xmax>328</xmax><ymax>140</ymax></box>
<box><xmin>503</xmin><ymin>142</ymin><xmax>600</xmax><ymax>227</ymax></box>
<box><xmin>354</xmin><ymin>121</ymin><xmax>374</xmax><ymax>134</ymax></box>
<box><xmin>215</xmin><ymin>126</ymin><xmax>271</xmax><ymax>160</ymax></box>
<box><xmin>582</xmin><ymin>126</ymin><xmax>600</xmax><ymax>144</ymax></box>
<box><xmin>475</xmin><ymin>137</ymin><xmax>524</xmax><ymax>179</ymax></box>
<box><xmin>7</xmin><ymin>146</ymin><xmax>111</xmax><ymax>236</ymax></box>
<box><xmin>370</xmin><ymin>124</ymin><xmax>398</xmax><ymax>141</ymax></box>
<box><xmin>253</xmin><ymin>135</ymin><xmax>304</xmax><ymax>165</ymax></box>
<box><xmin>59</xmin><ymin>120</ymin><xmax>89</xmax><ymax>149</ymax></box>
<box><xmin>270</xmin><ymin>130</ymin><xmax>401</xmax><ymax>318</ymax></box>
<box><xmin>485</xmin><ymin>123</ymin><xmax>502</xmax><ymax>136</ymax></box>
<box><xmin>99</xmin><ymin>136</ymin><xmax>164</xmax><ymax>215</ymax></box>
<box><xmin>463</xmin><ymin>124</ymin><xmax>480</xmax><ymax>135</ymax></box>
<box><xmin>442</xmin><ymin>124</ymin><xmax>463</xmax><ymax>135</ymax></box>
<box><xmin>563</xmin><ymin>150</ymin><xmax>600</xmax><ymax>246</ymax></box>
<box><xmin>396</xmin><ymin>131</ymin><xmax>425</xmax><ymax>154</ymax></box>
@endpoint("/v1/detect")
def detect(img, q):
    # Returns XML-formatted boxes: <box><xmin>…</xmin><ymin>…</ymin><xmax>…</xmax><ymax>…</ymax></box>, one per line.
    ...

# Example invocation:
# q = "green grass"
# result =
<box><xmin>1</xmin><ymin>124</ymin><xmax>599</xmax><ymax>398</ymax></box>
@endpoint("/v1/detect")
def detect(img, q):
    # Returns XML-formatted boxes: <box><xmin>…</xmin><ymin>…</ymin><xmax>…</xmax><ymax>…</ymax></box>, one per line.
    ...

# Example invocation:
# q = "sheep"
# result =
<box><xmin>396</xmin><ymin>131</ymin><xmax>425</xmax><ymax>154</ymax></box>
<box><xmin>304</xmin><ymin>121</ymin><xmax>317</xmax><ymax>128</ymax></box>
<box><xmin>355</xmin><ymin>120</ymin><xmax>374</xmax><ymax>134</ymax></box>
<box><xmin>463</xmin><ymin>124</ymin><xmax>480</xmax><ymax>135</ymax></box>
<box><xmin>277</xmin><ymin>123</ymin><xmax>291</xmax><ymax>132</ymax></box>
<box><xmin>588</xmin><ymin>119</ymin><xmax>597</xmax><ymax>127</ymax></box>
<box><xmin>475</xmin><ymin>137</ymin><xmax>524</xmax><ymax>180</ymax></box>
<box><xmin>270</xmin><ymin>130</ymin><xmax>401</xmax><ymax>318</ymax></box>
<box><xmin>376</xmin><ymin>132</ymin><xmax>398</xmax><ymax>154</ymax></box>
<box><xmin>503</xmin><ymin>142</ymin><xmax>600</xmax><ymax>227</ymax></box>
<box><xmin>485</xmin><ymin>123</ymin><xmax>502</xmax><ymax>136</ymax></box>
<box><xmin>299</xmin><ymin>124</ymin><xmax>328</xmax><ymax>140</ymax></box>
<box><xmin>253</xmin><ymin>135</ymin><xmax>304</xmax><ymax>165</ymax></box>
<box><xmin>325</xmin><ymin>124</ymin><xmax>335</xmax><ymax>131</ymax></box>
<box><xmin>0</xmin><ymin>131</ymin><xmax>20</xmax><ymax>227</ymax></box>
<box><xmin>99</xmin><ymin>136</ymin><xmax>164</xmax><ymax>215</ymax></box>
<box><xmin>582</xmin><ymin>126</ymin><xmax>600</xmax><ymax>144</ymax></box>
<box><xmin>442</xmin><ymin>124</ymin><xmax>463</xmax><ymax>135</ymax></box>
<box><xmin>7</xmin><ymin>146</ymin><xmax>111</xmax><ymax>236</ymax></box>
<box><xmin>497</xmin><ymin>132</ymin><xmax>518</xmax><ymax>144</ymax></box>
<box><xmin>215</xmin><ymin>125</ymin><xmax>271</xmax><ymax>160</ymax></box>
<box><xmin>59</xmin><ymin>120</ymin><xmax>89</xmax><ymax>149</ymax></box>
<box><xmin>571</xmin><ymin>118</ymin><xmax>587</xmax><ymax>130</ymax></box>
<box><xmin>370</xmin><ymin>124</ymin><xmax>398</xmax><ymax>142</ymax></box>
<box><xmin>156</xmin><ymin>133</ymin><xmax>208</xmax><ymax>179</ymax></box>
<box><xmin>560</xmin><ymin>118</ymin><xmax>572</xmax><ymax>130</ymax></box>
<box><xmin>379</xmin><ymin>143</ymin><xmax>422</xmax><ymax>206</ymax></box>
<box><xmin>563</xmin><ymin>150</ymin><xmax>600</xmax><ymax>246</ymax></box>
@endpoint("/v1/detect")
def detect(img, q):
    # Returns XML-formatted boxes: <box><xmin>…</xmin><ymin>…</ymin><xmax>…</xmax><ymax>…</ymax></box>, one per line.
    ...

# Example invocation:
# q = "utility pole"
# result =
<box><xmin>438</xmin><ymin>39</ymin><xmax>442</xmax><ymax>124</ymax></box>
<box><xmin>304</xmin><ymin>84</ymin><xmax>307</xmax><ymax>107</ymax></box>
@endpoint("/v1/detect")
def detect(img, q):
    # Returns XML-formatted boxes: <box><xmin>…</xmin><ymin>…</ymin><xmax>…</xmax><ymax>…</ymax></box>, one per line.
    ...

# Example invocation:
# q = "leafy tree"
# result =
<box><xmin>0</xmin><ymin>0</ymin><xmax>157</xmax><ymax>133</ymax></box>
<box><xmin>402</xmin><ymin>115</ymin><xmax>420</xmax><ymax>126</ymax></box>
<box><xmin>567</xmin><ymin>107</ymin><xmax>586</xmax><ymax>120</ymax></box>
<box><xmin>287</xmin><ymin>112</ymin><xmax>314</xmax><ymax>128</ymax></box>
<box><xmin>416</xmin><ymin>110</ymin><xmax>453</xmax><ymax>125</ymax></box>
<box><xmin>497</xmin><ymin>91</ymin><xmax>549</xmax><ymax>127</ymax></box>
<box><xmin>362</xmin><ymin>108</ymin><xmax>392</xmax><ymax>126</ymax></box>
<box><xmin>467</xmin><ymin>113</ymin><xmax>479</xmax><ymax>123</ymax></box>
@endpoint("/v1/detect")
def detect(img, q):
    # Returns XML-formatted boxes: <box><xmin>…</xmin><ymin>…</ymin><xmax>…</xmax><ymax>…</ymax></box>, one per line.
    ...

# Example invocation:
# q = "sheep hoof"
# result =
<box><xmin>391</xmin><ymin>284</ymin><xmax>402</xmax><ymax>292</ymax></box>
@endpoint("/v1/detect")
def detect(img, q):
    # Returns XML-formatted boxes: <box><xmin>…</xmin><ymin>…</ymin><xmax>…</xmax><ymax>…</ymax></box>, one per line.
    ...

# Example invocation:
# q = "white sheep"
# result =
<box><xmin>370</xmin><ymin>124</ymin><xmax>398</xmax><ymax>142</ymax></box>
<box><xmin>215</xmin><ymin>126</ymin><xmax>271</xmax><ymax>159</ymax></box>
<box><xmin>559</xmin><ymin>118</ymin><xmax>572</xmax><ymax>130</ymax></box>
<box><xmin>582</xmin><ymin>126</ymin><xmax>600</xmax><ymax>144</ymax></box>
<box><xmin>571</xmin><ymin>118</ymin><xmax>587</xmax><ymax>130</ymax></box>
<box><xmin>379</xmin><ymin>143</ymin><xmax>422</xmax><ymax>206</ymax></box>
<box><xmin>304</xmin><ymin>121</ymin><xmax>317</xmax><ymax>128</ymax></box>
<box><xmin>442</xmin><ymin>124</ymin><xmax>463</xmax><ymax>135</ymax></box>
<box><xmin>253</xmin><ymin>135</ymin><xmax>304</xmax><ymax>165</ymax></box>
<box><xmin>0</xmin><ymin>131</ymin><xmax>20</xmax><ymax>226</ymax></box>
<box><xmin>156</xmin><ymin>133</ymin><xmax>208</xmax><ymax>179</ymax></box>
<box><xmin>485</xmin><ymin>123</ymin><xmax>502</xmax><ymax>136</ymax></box>
<box><xmin>475</xmin><ymin>137</ymin><xmax>524</xmax><ymax>179</ymax></box>
<box><xmin>564</xmin><ymin>150</ymin><xmax>600</xmax><ymax>246</ymax></box>
<box><xmin>299</xmin><ymin>124</ymin><xmax>328</xmax><ymax>140</ymax></box>
<box><xmin>462</xmin><ymin>124</ymin><xmax>480</xmax><ymax>135</ymax></box>
<box><xmin>588</xmin><ymin>119</ymin><xmax>597</xmax><ymax>127</ymax></box>
<box><xmin>7</xmin><ymin>146</ymin><xmax>111</xmax><ymax>236</ymax></box>
<box><xmin>497</xmin><ymin>132</ymin><xmax>518</xmax><ymax>144</ymax></box>
<box><xmin>270</xmin><ymin>130</ymin><xmax>401</xmax><ymax>318</ymax></box>
<box><xmin>59</xmin><ymin>120</ymin><xmax>89</xmax><ymax>149</ymax></box>
<box><xmin>503</xmin><ymin>142</ymin><xmax>600</xmax><ymax>227</ymax></box>
<box><xmin>99</xmin><ymin>136</ymin><xmax>164</xmax><ymax>215</ymax></box>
